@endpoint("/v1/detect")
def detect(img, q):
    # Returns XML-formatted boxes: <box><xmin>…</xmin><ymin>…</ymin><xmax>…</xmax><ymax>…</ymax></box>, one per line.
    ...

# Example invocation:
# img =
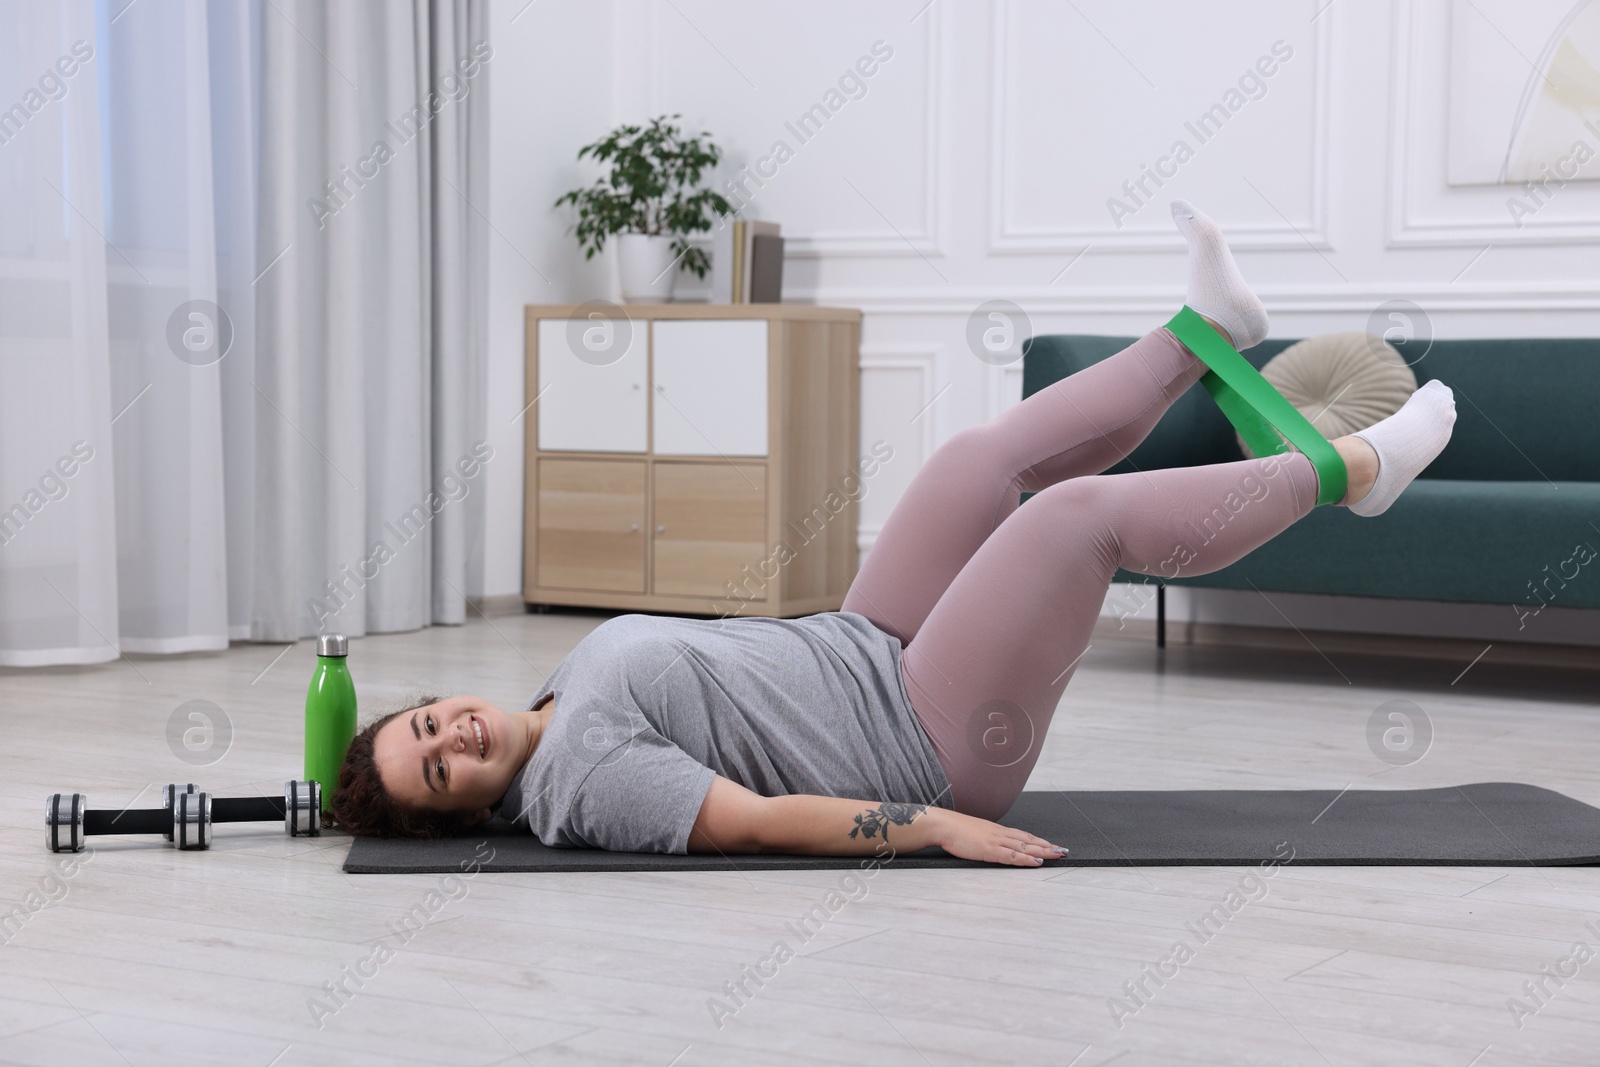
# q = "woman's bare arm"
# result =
<box><xmin>686</xmin><ymin>774</ymin><xmax>1068</xmax><ymax>867</ymax></box>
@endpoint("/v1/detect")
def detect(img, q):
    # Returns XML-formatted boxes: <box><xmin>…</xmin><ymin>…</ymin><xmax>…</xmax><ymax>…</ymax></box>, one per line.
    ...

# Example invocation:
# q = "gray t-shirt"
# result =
<box><xmin>494</xmin><ymin>611</ymin><xmax>953</xmax><ymax>854</ymax></box>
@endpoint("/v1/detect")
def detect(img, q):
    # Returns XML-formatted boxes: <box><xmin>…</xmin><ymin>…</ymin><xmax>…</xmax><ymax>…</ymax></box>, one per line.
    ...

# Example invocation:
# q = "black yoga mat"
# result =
<box><xmin>341</xmin><ymin>782</ymin><xmax>1600</xmax><ymax>873</ymax></box>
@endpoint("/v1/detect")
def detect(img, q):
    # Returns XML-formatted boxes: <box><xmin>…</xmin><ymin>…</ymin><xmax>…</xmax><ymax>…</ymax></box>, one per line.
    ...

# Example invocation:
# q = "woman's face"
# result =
<box><xmin>373</xmin><ymin>695</ymin><xmax>524</xmax><ymax>824</ymax></box>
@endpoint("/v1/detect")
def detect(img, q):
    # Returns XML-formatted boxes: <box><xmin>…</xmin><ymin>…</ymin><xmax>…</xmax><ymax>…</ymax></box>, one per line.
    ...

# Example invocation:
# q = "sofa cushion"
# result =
<box><xmin>1402</xmin><ymin>339</ymin><xmax>1600</xmax><ymax>483</ymax></box>
<box><xmin>1108</xmin><ymin>479</ymin><xmax>1600</xmax><ymax>610</ymax></box>
<box><xmin>1237</xmin><ymin>332</ymin><xmax>1416</xmax><ymax>458</ymax></box>
<box><xmin>1022</xmin><ymin>333</ymin><xmax>1600</xmax><ymax>483</ymax></box>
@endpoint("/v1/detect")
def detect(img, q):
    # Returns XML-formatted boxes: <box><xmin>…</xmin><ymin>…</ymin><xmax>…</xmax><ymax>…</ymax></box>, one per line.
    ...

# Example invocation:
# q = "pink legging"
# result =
<box><xmin>841</xmin><ymin>327</ymin><xmax>1323</xmax><ymax>820</ymax></box>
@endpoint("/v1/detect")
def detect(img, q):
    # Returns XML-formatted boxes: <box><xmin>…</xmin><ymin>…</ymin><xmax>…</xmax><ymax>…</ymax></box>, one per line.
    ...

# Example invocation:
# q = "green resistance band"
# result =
<box><xmin>1164</xmin><ymin>305</ymin><xmax>1347</xmax><ymax>507</ymax></box>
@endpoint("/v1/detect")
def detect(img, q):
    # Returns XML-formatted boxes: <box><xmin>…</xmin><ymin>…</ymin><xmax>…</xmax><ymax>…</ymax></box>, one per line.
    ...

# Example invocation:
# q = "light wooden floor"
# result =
<box><xmin>2</xmin><ymin>609</ymin><xmax>1597</xmax><ymax>1066</ymax></box>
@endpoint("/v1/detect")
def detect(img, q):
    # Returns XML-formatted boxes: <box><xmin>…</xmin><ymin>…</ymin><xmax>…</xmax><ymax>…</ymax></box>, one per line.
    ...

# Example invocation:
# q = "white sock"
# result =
<box><xmin>1345</xmin><ymin>379</ymin><xmax>1457</xmax><ymax>517</ymax></box>
<box><xmin>1170</xmin><ymin>199</ymin><xmax>1270</xmax><ymax>350</ymax></box>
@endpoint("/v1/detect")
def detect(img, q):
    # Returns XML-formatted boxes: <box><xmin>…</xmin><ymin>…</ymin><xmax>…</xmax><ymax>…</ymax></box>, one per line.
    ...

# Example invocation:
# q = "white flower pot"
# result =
<box><xmin>616</xmin><ymin>233</ymin><xmax>679</xmax><ymax>304</ymax></box>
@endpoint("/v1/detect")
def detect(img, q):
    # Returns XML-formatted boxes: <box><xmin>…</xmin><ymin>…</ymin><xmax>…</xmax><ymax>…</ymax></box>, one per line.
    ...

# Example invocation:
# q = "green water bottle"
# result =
<box><xmin>305</xmin><ymin>632</ymin><xmax>358</xmax><ymax>820</ymax></box>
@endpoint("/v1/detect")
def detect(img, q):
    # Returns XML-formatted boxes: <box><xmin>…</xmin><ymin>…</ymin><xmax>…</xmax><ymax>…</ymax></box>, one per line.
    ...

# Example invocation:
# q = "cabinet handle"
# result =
<box><xmin>630</xmin><ymin>523</ymin><xmax>639</xmax><ymax>532</ymax></box>
<box><xmin>632</xmin><ymin>382</ymin><xmax>641</xmax><ymax>390</ymax></box>
<box><xmin>656</xmin><ymin>524</ymin><xmax>665</xmax><ymax>534</ymax></box>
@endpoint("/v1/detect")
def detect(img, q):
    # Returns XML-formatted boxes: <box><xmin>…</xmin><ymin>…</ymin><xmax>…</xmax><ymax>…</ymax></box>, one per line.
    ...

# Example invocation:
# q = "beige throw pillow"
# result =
<box><xmin>1236</xmin><ymin>332</ymin><xmax>1419</xmax><ymax>458</ymax></box>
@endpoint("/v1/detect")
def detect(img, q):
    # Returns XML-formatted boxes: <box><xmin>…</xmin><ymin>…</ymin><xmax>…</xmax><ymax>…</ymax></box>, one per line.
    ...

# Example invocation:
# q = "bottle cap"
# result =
<box><xmin>316</xmin><ymin>633</ymin><xmax>349</xmax><ymax>658</ymax></box>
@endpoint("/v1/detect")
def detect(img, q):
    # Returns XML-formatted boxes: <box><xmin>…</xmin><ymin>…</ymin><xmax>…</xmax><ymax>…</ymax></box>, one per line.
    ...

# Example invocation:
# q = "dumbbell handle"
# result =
<box><xmin>83</xmin><ymin>808</ymin><xmax>167</xmax><ymax>837</ymax></box>
<box><xmin>62</xmin><ymin>785</ymin><xmax>317</xmax><ymax>839</ymax></box>
<box><xmin>212</xmin><ymin>796</ymin><xmax>289</xmax><ymax>823</ymax></box>
<box><xmin>76</xmin><ymin>797</ymin><xmax>287</xmax><ymax>832</ymax></box>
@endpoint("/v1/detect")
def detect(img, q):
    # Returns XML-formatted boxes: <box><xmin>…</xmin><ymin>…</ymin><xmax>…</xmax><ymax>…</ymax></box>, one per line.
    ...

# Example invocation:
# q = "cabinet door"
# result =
<box><xmin>537</xmin><ymin>317</ymin><xmax>647</xmax><ymax>452</ymax></box>
<box><xmin>652</xmin><ymin>462</ymin><xmax>767</xmax><ymax>598</ymax></box>
<box><xmin>651</xmin><ymin>320</ymin><xmax>768</xmax><ymax>456</ymax></box>
<box><xmin>536</xmin><ymin>458</ymin><xmax>646</xmax><ymax>592</ymax></box>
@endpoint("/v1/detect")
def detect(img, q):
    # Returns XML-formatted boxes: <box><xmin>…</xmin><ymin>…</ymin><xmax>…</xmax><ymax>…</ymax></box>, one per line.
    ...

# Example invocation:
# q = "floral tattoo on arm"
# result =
<box><xmin>848</xmin><ymin>801</ymin><xmax>927</xmax><ymax>841</ymax></box>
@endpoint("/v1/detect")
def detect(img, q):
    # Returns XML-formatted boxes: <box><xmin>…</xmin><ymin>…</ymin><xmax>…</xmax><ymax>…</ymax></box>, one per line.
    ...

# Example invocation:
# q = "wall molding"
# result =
<box><xmin>673</xmin><ymin>4</ymin><xmax>946</xmax><ymax>260</ymax></box>
<box><xmin>859</xmin><ymin>346</ymin><xmax>944</xmax><ymax>458</ymax></box>
<box><xmin>986</xmin><ymin>0</ymin><xmax>1333</xmax><ymax>254</ymax></box>
<box><xmin>857</xmin><ymin>346</ymin><xmax>944</xmax><ymax>555</ymax></box>
<box><xmin>789</xmin><ymin>282</ymin><xmax>1600</xmax><ymax>315</ymax></box>
<box><xmin>986</xmin><ymin>361</ymin><xmax>1024</xmax><ymax>422</ymax></box>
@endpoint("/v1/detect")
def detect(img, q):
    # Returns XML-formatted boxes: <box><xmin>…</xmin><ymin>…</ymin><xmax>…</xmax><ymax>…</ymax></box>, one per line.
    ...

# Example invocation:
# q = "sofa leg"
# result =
<box><xmin>1156</xmin><ymin>583</ymin><xmax>1166</xmax><ymax>649</ymax></box>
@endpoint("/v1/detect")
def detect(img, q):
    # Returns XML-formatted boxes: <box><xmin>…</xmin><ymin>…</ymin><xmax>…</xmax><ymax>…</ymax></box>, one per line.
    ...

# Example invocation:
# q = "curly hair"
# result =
<box><xmin>331</xmin><ymin>694</ymin><xmax>463</xmax><ymax>840</ymax></box>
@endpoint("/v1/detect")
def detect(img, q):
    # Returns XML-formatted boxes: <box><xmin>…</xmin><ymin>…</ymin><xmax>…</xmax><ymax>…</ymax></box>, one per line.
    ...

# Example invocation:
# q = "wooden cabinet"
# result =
<box><xmin>652</xmin><ymin>461</ymin><xmax>767</xmax><ymax>598</ymax></box>
<box><xmin>534</xmin><ymin>458</ymin><xmax>646</xmax><ymax>593</ymax></box>
<box><xmin>522</xmin><ymin>304</ymin><xmax>861</xmax><ymax>618</ymax></box>
<box><xmin>651</xmin><ymin>319</ymin><xmax>768</xmax><ymax>456</ymax></box>
<box><xmin>535</xmin><ymin>319</ymin><xmax>648</xmax><ymax>453</ymax></box>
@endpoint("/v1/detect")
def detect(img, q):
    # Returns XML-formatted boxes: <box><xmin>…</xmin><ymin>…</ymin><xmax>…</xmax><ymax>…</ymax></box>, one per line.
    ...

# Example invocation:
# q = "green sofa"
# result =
<box><xmin>1020</xmin><ymin>333</ymin><xmax>1600</xmax><ymax>641</ymax></box>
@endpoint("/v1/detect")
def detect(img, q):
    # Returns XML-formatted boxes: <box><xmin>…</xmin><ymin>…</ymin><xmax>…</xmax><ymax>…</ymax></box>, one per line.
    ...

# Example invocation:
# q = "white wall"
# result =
<box><xmin>481</xmin><ymin>0</ymin><xmax>614</xmax><ymax>608</ymax></box>
<box><xmin>482</xmin><ymin>0</ymin><xmax>1600</xmax><ymax>646</ymax></box>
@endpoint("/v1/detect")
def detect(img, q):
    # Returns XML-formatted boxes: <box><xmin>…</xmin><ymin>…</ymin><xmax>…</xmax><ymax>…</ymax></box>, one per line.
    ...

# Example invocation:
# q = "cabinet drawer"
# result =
<box><xmin>536</xmin><ymin>458</ymin><xmax>646</xmax><ymax>592</ymax></box>
<box><xmin>651</xmin><ymin>462</ymin><xmax>767</xmax><ymax>598</ymax></box>
<box><xmin>536</xmin><ymin>318</ymin><xmax>648</xmax><ymax>452</ymax></box>
<box><xmin>651</xmin><ymin>320</ymin><xmax>768</xmax><ymax>456</ymax></box>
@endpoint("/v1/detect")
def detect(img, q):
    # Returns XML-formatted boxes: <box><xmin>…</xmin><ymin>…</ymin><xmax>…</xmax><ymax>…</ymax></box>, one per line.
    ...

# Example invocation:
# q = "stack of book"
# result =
<box><xmin>710</xmin><ymin>219</ymin><xmax>784</xmax><ymax>303</ymax></box>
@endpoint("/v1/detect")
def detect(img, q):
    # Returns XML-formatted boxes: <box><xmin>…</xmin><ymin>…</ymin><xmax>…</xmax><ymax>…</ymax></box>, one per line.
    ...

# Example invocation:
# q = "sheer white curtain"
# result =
<box><xmin>0</xmin><ymin>0</ymin><xmax>488</xmax><ymax>667</ymax></box>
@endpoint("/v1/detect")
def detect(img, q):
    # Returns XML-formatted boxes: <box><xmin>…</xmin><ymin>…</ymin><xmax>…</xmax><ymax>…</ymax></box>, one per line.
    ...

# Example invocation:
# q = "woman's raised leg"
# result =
<box><xmin>901</xmin><ymin>450</ymin><xmax>1323</xmax><ymax>820</ymax></box>
<box><xmin>843</xmin><ymin>198</ymin><xmax>1272</xmax><ymax>648</ymax></box>
<box><xmin>900</xmin><ymin>369</ymin><xmax>1458</xmax><ymax>820</ymax></box>
<box><xmin>841</xmin><ymin>327</ymin><xmax>1208</xmax><ymax>646</ymax></box>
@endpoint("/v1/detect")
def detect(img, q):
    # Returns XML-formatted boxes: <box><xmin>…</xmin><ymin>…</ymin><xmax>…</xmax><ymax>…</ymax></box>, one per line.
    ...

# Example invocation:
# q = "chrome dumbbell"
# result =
<box><xmin>45</xmin><ymin>781</ymin><xmax>320</xmax><ymax>852</ymax></box>
<box><xmin>178</xmin><ymin>780</ymin><xmax>322</xmax><ymax>848</ymax></box>
<box><xmin>211</xmin><ymin>780</ymin><xmax>321</xmax><ymax>839</ymax></box>
<box><xmin>44</xmin><ymin>783</ymin><xmax>196</xmax><ymax>853</ymax></box>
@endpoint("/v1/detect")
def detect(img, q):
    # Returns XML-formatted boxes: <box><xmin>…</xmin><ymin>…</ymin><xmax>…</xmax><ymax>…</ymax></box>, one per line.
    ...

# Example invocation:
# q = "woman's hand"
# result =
<box><xmin>689</xmin><ymin>780</ymin><xmax>1070</xmax><ymax>865</ymax></box>
<box><xmin>931</xmin><ymin>809</ymin><xmax>1069</xmax><ymax>867</ymax></box>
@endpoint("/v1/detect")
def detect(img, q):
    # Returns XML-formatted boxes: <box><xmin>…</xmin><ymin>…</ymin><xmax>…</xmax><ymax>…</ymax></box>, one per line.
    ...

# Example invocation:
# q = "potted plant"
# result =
<box><xmin>554</xmin><ymin>114</ymin><xmax>733</xmax><ymax>303</ymax></box>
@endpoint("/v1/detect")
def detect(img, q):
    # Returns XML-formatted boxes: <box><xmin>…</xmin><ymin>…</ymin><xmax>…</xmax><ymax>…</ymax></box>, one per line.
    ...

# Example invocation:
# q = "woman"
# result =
<box><xmin>332</xmin><ymin>201</ymin><xmax>1456</xmax><ymax>867</ymax></box>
